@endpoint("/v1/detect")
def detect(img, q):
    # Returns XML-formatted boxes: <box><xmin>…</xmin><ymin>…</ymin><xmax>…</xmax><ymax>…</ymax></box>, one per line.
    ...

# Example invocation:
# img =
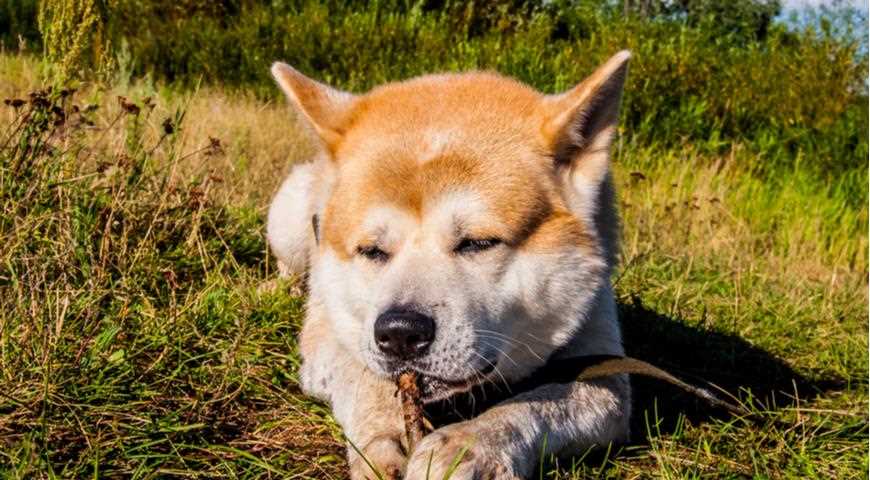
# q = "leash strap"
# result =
<box><xmin>564</xmin><ymin>356</ymin><xmax>748</xmax><ymax>415</ymax></box>
<box><xmin>423</xmin><ymin>355</ymin><xmax>750</xmax><ymax>427</ymax></box>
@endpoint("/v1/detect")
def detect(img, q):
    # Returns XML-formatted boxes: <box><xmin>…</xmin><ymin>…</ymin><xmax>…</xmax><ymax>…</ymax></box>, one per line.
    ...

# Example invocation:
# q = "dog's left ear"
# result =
<box><xmin>271</xmin><ymin>62</ymin><xmax>356</xmax><ymax>150</ymax></box>
<box><xmin>540</xmin><ymin>50</ymin><xmax>630</xmax><ymax>205</ymax></box>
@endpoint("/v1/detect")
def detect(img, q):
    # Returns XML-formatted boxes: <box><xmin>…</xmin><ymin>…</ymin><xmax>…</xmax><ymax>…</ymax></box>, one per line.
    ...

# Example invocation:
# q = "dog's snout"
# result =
<box><xmin>374</xmin><ymin>307</ymin><xmax>435</xmax><ymax>360</ymax></box>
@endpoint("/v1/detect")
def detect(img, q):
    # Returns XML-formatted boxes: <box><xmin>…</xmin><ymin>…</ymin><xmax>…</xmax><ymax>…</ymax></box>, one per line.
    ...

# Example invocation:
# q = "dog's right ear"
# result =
<box><xmin>271</xmin><ymin>63</ymin><xmax>356</xmax><ymax>149</ymax></box>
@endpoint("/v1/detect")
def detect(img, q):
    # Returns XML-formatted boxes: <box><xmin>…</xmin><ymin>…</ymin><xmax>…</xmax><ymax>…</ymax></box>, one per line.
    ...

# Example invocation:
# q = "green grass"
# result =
<box><xmin>0</xmin><ymin>48</ymin><xmax>866</xmax><ymax>480</ymax></box>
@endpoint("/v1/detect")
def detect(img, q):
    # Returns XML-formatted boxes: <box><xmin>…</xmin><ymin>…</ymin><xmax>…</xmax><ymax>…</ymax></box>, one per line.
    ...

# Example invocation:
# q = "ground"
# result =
<box><xmin>0</xmin><ymin>54</ymin><xmax>866</xmax><ymax>479</ymax></box>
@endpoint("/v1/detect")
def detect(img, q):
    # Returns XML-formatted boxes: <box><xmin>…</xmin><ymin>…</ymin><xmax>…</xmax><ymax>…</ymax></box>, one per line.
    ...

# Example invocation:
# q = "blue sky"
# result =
<box><xmin>777</xmin><ymin>0</ymin><xmax>868</xmax><ymax>30</ymax></box>
<box><xmin>777</xmin><ymin>0</ymin><xmax>868</xmax><ymax>55</ymax></box>
<box><xmin>780</xmin><ymin>0</ymin><xmax>868</xmax><ymax>11</ymax></box>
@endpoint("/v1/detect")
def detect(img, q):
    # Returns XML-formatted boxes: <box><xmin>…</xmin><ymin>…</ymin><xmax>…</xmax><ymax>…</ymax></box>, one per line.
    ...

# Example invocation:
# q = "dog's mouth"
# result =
<box><xmin>377</xmin><ymin>350</ymin><xmax>500</xmax><ymax>403</ymax></box>
<box><xmin>414</xmin><ymin>362</ymin><xmax>497</xmax><ymax>403</ymax></box>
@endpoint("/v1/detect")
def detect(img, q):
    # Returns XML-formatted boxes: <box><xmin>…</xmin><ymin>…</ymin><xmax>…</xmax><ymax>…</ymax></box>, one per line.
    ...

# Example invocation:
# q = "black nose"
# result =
<box><xmin>374</xmin><ymin>307</ymin><xmax>436</xmax><ymax>360</ymax></box>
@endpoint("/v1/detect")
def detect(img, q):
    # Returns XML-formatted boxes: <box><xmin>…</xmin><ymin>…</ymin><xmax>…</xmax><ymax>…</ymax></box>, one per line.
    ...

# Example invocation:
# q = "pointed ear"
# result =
<box><xmin>271</xmin><ymin>62</ymin><xmax>356</xmax><ymax>148</ymax></box>
<box><xmin>540</xmin><ymin>50</ymin><xmax>630</xmax><ymax>191</ymax></box>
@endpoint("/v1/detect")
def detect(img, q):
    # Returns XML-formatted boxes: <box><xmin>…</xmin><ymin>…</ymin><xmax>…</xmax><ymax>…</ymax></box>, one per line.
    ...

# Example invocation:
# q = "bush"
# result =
<box><xmin>0</xmin><ymin>0</ymin><xmax>40</xmax><ymax>50</ymax></box>
<box><xmin>17</xmin><ymin>1</ymin><xmax>870</xmax><ymax>187</ymax></box>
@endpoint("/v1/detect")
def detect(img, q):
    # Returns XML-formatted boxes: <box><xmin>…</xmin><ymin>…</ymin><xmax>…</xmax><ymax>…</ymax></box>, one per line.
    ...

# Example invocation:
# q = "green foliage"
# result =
<box><xmin>620</xmin><ymin>0</ymin><xmax>782</xmax><ymax>40</ymax></box>
<box><xmin>0</xmin><ymin>0</ymin><xmax>39</xmax><ymax>50</ymax></box>
<box><xmin>37</xmin><ymin>0</ymin><xmax>115</xmax><ymax>81</ymax></box>
<box><xmin>97</xmin><ymin>2</ymin><xmax>870</xmax><ymax>180</ymax></box>
<box><xmin>5</xmin><ymin>1</ymin><xmax>868</xmax><ymax>182</ymax></box>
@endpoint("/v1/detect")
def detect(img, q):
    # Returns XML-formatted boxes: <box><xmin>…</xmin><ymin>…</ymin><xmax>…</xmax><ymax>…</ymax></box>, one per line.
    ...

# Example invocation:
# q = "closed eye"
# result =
<box><xmin>454</xmin><ymin>238</ymin><xmax>502</xmax><ymax>255</ymax></box>
<box><xmin>357</xmin><ymin>245</ymin><xmax>390</xmax><ymax>263</ymax></box>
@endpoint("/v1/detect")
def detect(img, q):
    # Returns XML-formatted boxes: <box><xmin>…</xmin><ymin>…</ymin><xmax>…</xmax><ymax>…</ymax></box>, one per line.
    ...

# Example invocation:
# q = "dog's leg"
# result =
<box><xmin>298</xmin><ymin>312</ymin><xmax>407</xmax><ymax>479</ymax></box>
<box><xmin>338</xmin><ymin>369</ymin><xmax>407</xmax><ymax>480</ymax></box>
<box><xmin>404</xmin><ymin>375</ymin><xmax>630</xmax><ymax>479</ymax></box>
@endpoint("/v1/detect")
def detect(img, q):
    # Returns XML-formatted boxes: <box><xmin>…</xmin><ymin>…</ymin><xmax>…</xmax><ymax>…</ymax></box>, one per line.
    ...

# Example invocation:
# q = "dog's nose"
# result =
<box><xmin>374</xmin><ymin>307</ymin><xmax>436</xmax><ymax>360</ymax></box>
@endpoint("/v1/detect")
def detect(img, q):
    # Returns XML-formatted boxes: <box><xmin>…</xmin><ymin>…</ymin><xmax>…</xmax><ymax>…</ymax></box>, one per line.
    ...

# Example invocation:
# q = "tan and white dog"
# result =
<box><xmin>267</xmin><ymin>51</ymin><xmax>632</xmax><ymax>479</ymax></box>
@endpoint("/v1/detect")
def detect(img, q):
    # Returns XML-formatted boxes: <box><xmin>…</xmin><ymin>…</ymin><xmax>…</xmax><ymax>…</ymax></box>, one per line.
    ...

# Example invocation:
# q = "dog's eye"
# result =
<box><xmin>454</xmin><ymin>238</ymin><xmax>502</xmax><ymax>255</ymax></box>
<box><xmin>357</xmin><ymin>245</ymin><xmax>390</xmax><ymax>263</ymax></box>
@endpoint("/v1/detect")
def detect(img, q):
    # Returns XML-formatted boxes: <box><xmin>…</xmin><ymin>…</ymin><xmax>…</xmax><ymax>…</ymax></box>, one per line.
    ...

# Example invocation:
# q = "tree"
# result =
<box><xmin>623</xmin><ymin>0</ymin><xmax>781</xmax><ymax>40</ymax></box>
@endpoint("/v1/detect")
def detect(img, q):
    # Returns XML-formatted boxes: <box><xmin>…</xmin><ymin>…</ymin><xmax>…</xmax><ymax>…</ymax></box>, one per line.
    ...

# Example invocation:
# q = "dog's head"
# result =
<box><xmin>271</xmin><ymin>53</ymin><xmax>629</xmax><ymax>401</ymax></box>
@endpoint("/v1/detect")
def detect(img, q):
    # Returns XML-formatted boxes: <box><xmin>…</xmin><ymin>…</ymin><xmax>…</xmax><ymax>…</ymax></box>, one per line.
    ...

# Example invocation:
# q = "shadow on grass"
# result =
<box><xmin>542</xmin><ymin>295</ymin><xmax>851</xmax><ymax>476</ymax></box>
<box><xmin>618</xmin><ymin>294</ymin><xmax>846</xmax><ymax>437</ymax></box>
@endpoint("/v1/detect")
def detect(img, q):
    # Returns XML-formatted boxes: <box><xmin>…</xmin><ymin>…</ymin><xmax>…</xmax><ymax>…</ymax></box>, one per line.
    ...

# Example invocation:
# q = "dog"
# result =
<box><xmin>267</xmin><ymin>51</ymin><xmax>632</xmax><ymax>479</ymax></box>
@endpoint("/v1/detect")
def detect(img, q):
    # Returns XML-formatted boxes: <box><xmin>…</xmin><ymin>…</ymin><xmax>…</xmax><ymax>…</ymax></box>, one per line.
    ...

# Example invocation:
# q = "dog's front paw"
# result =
<box><xmin>349</xmin><ymin>434</ymin><xmax>407</xmax><ymax>480</ymax></box>
<box><xmin>404</xmin><ymin>423</ymin><xmax>518</xmax><ymax>480</ymax></box>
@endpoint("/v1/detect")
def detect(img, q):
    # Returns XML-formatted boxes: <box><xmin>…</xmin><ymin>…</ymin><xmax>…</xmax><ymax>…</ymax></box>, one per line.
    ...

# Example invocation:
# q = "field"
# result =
<box><xmin>1</xmin><ymin>1</ymin><xmax>868</xmax><ymax>478</ymax></box>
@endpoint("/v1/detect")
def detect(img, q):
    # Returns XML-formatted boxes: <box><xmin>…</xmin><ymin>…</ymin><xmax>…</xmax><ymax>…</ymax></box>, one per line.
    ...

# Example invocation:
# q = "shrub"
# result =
<box><xmin>112</xmin><ymin>2</ymin><xmax>867</xmax><ymax>177</ymax></box>
<box><xmin>37</xmin><ymin>0</ymin><xmax>115</xmax><ymax>80</ymax></box>
<box><xmin>0</xmin><ymin>0</ymin><xmax>40</xmax><ymax>50</ymax></box>
<box><xmin>13</xmin><ymin>1</ymin><xmax>870</xmax><ymax>189</ymax></box>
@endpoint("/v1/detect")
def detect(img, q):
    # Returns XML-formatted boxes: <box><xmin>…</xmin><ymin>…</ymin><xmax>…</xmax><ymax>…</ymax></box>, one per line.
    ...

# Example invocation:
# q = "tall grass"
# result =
<box><xmin>0</xmin><ymin>65</ymin><xmax>344</xmax><ymax>477</ymax></box>
<box><xmin>0</xmin><ymin>61</ymin><xmax>865</xmax><ymax>476</ymax></box>
<box><xmin>0</xmin><ymin>40</ymin><xmax>865</xmax><ymax>477</ymax></box>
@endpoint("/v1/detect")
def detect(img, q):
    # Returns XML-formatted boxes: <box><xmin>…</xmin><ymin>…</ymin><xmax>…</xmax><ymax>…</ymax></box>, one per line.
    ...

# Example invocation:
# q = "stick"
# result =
<box><xmin>397</xmin><ymin>371</ymin><xmax>427</xmax><ymax>451</ymax></box>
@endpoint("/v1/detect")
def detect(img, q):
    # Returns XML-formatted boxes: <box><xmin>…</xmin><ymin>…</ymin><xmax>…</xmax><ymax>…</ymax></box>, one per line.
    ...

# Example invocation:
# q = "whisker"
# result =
<box><xmin>475</xmin><ymin>339</ymin><xmax>523</xmax><ymax>398</ymax></box>
<box><xmin>475</xmin><ymin>331</ymin><xmax>546</xmax><ymax>363</ymax></box>
<box><xmin>478</xmin><ymin>328</ymin><xmax>550</xmax><ymax>346</ymax></box>
<box><xmin>474</xmin><ymin>331</ymin><xmax>528</xmax><ymax>350</ymax></box>
<box><xmin>521</xmin><ymin>331</ymin><xmax>552</xmax><ymax>344</ymax></box>
<box><xmin>476</xmin><ymin>338</ymin><xmax>518</xmax><ymax>367</ymax></box>
<box><xmin>471</xmin><ymin>350</ymin><xmax>511</xmax><ymax>394</ymax></box>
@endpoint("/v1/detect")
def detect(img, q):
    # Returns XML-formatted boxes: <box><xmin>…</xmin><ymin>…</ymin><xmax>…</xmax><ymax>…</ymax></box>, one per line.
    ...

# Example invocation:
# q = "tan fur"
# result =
<box><xmin>268</xmin><ymin>51</ymin><xmax>632</xmax><ymax>479</ymax></box>
<box><xmin>308</xmin><ymin>72</ymin><xmax>602</xmax><ymax>261</ymax></box>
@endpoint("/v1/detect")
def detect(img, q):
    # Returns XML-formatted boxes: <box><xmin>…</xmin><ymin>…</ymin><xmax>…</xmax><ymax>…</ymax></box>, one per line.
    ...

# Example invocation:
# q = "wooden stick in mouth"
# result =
<box><xmin>397</xmin><ymin>371</ymin><xmax>429</xmax><ymax>452</ymax></box>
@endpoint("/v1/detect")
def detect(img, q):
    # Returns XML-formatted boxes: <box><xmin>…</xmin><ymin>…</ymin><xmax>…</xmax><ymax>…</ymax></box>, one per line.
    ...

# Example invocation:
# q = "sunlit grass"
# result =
<box><xmin>0</xmin><ymin>53</ymin><xmax>866</xmax><ymax>478</ymax></box>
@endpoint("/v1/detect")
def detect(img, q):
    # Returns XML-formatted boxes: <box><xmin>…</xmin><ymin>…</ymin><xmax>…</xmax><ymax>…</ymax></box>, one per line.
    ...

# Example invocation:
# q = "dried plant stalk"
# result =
<box><xmin>397</xmin><ymin>371</ymin><xmax>427</xmax><ymax>451</ymax></box>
